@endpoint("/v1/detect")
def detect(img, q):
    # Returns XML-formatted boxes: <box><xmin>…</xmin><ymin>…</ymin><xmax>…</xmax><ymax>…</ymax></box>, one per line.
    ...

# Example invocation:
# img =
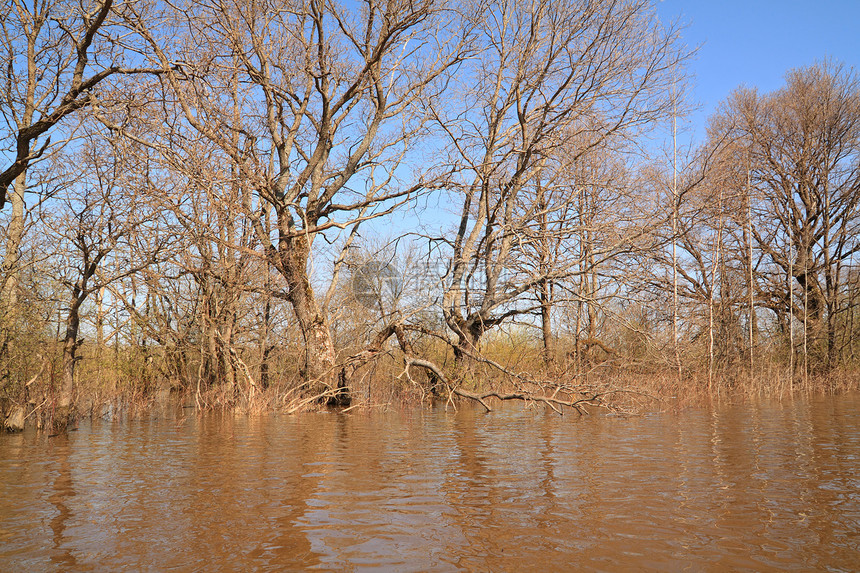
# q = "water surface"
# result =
<box><xmin>1</xmin><ymin>395</ymin><xmax>859</xmax><ymax>571</ymax></box>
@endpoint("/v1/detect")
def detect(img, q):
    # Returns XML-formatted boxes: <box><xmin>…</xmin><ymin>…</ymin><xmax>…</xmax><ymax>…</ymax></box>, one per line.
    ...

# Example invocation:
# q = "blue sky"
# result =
<box><xmin>656</xmin><ymin>0</ymin><xmax>860</xmax><ymax>143</ymax></box>
<box><xmin>369</xmin><ymin>1</ymin><xmax>860</xmax><ymax>244</ymax></box>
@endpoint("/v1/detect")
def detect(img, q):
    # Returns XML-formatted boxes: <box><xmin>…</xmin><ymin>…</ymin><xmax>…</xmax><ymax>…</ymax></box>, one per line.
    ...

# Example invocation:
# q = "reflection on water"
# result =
<box><xmin>1</xmin><ymin>395</ymin><xmax>859</xmax><ymax>571</ymax></box>
<box><xmin>47</xmin><ymin>436</ymin><xmax>77</xmax><ymax>570</ymax></box>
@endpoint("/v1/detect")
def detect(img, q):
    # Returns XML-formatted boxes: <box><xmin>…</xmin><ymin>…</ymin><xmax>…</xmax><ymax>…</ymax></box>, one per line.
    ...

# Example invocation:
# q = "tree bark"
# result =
<box><xmin>1</xmin><ymin>173</ymin><xmax>26</xmax><ymax>310</ymax></box>
<box><xmin>449</xmin><ymin>316</ymin><xmax>482</xmax><ymax>371</ymax></box>
<box><xmin>58</xmin><ymin>296</ymin><xmax>82</xmax><ymax>427</ymax></box>
<box><xmin>278</xmin><ymin>234</ymin><xmax>339</xmax><ymax>397</ymax></box>
<box><xmin>538</xmin><ymin>278</ymin><xmax>555</xmax><ymax>367</ymax></box>
<box><xmin>0</xmin><ymin>173</ymin><xmax>26</xmax><ymax>383</ymax></box>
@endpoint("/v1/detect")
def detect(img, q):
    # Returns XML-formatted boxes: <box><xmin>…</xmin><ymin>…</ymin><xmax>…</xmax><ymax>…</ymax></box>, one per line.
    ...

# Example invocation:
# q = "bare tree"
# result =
<box><xmin>0</xmin><ymin>0</ymin><xmax>162</xmax><ymax>207</ymax></box>
<box><xmin>718</xmin><ymin>63</ymin><xmax>860</xmax><ymax>371</ymax></box>
<box><xmin>0</xmin><ymin>0</ymin><xmax>160</xmax><ymax>401</ymax></box>
<box><xmin>435</xmin><ymin>0</ymin><xmax>685</xmax><ymax>364</ymax></box>
<box><xmin>43</xmin><ymin>129</ymin><xmax>161</xmax><ymax>426</ymax></box>
<box><xmin>515</xmin><ymin>136</ymin><xmax>642</xmax><ymax>378</ymax></box>
<box><xmin>124</xmin><ymin>0</ymin><xmax>469</xmax><ymax>399</ymax></box>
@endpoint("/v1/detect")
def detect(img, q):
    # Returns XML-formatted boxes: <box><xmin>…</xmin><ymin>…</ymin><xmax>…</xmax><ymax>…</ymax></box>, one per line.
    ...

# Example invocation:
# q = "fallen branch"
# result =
<box><xmin>403</xmin><ymin>324</ymin><xmax>575</xmax><ymax>392</ymax></box>
<box><xmin>403</xmin><ymin>354</ymin><xmax>649</xmax><ymax>415</ymax></box>
<box><xmin>450</xmin><ymin>387</ymin><xmax>598</xmax><ymax>415</ymax></box>
<box><xmin>285</xmin><ymin>386</ymin><xmax>346</xmax><ymax>414</ymax></box>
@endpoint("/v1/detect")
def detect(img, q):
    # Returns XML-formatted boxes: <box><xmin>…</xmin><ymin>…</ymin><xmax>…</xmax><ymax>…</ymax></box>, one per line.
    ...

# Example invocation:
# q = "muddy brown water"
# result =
<box><xmin>1</xmin><ymin>395</ymin><xmax>859</xmax><ymax>572</ymax></box>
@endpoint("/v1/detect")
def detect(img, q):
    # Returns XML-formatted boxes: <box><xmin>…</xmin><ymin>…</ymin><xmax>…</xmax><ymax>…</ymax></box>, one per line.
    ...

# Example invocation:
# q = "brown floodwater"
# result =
<box><xmin>1</xmin><ymin>394</ymin><xmax>859</xmax><ymax>572</ymax></box>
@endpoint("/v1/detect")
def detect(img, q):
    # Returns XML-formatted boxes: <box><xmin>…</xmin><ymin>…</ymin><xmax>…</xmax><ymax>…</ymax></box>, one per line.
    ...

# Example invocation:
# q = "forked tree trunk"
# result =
<box><xmin>449</xmin><ymin>316</ymin><xmax>483</xmax><ymax>374</ymax></box>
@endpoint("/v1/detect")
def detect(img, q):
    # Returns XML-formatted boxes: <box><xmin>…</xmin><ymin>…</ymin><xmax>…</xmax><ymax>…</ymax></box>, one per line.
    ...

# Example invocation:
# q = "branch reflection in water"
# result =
<box><xmin>0</xmin><ymin>394</ymin><xmax>858</xmax><ymax>571</ymax></box>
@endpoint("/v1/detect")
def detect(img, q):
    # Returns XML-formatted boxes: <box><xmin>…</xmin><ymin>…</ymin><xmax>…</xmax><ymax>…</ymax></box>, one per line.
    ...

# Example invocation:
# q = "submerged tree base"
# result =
<box><xmin>3</xmin><ymin>329</ymin><xmax>860</xmax><ymax>432</ymax></box>
<box><xmin>3</xmin><ymin>405</ymin><xmax>24</xmax><ymax>432</ymax></box>
<box><xmin>4</xmin><ymin>359</ymin><xmax>859</xmax><ymax>433</ymax></box>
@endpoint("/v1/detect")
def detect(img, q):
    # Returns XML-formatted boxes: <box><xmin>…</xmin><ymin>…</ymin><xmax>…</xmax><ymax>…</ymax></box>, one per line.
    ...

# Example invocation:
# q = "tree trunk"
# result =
<box><xmin>826</xmin><ymin>303</ymin><xmax>838</xmax><ymax>370</ymax></box>
<box><xmin>58</xmin><ymin>297</ymin><xmax>82</xmax><ymax>427</ymax></box>
<box><xmin>538</xmin><ymin>278</ymin><xmax>554</xmax><ymax>367</ymax></box>
<box><xmin>448</xmin><ymin>312</ymin><xmax>483</xmax><ymax>372</ymax></box>
<box><xmin>279</xmin><ymin>235</ymin><xmax>339</xmax><ymax>399</ymax></box>
<box><xmin>0</xmin><ymin>173</ymin><xmax>25</xmax><ymax>385</ymax></box>
<box><xmin>259</xmin><ymin>293</ymin><xmax>272</xmax><ymax>390</ymax></box>
<box><xmin>453</xmin><ymin>328</ymin><xmax>480</xmax><ymax>370</ymax></box>
<box><xmin>746</xmin><ymin>165</ymin><xmax>756</xmax><ymax>375</ymax></box>
<box><xmin>1</xmin><ymin>173</ymin><xmax>25</xmax><ymax>311</ymax></box>
<box><xmin>221</xmin><ymin>315</ymin><xmax>237</xmax><ymax>391</ymax></box>
<box><xmin>671</xmin><ymin>104</ymin><xmax>682</xmax><ymax>382</ymax></box>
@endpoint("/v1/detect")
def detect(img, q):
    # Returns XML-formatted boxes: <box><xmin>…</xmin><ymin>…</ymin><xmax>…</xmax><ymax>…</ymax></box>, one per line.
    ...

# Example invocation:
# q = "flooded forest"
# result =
<box><xmin>2</xmin><ymin>0</ymin><xmax>860</xmax><ymax>431</ymax></box>
<box><xmin>2</xmin><ymin>1</ymin><xmax>860</xmax><ymax>570</ymax></box>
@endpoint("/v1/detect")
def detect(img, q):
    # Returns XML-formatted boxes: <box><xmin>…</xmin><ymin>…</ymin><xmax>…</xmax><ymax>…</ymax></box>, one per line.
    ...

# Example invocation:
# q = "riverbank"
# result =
<box><xmin>5</xmin><ymin>358</ymin><xmax>859</xmax><ymax>433</ymax></box>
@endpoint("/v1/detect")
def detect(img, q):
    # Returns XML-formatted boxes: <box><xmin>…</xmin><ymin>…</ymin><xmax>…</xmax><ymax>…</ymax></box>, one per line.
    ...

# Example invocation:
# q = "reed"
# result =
<box><xmin>3</xmin><ymin>331</ymin><xmax>860</xmax><ymax>431</ymax></box>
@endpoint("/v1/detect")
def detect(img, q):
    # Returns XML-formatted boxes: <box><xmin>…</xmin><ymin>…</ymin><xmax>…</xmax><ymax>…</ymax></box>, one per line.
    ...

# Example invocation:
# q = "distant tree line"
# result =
<box><xmin>1</xmin><ymin>0</ymin><xmax>858</xmax><ymax>430</ymax></box>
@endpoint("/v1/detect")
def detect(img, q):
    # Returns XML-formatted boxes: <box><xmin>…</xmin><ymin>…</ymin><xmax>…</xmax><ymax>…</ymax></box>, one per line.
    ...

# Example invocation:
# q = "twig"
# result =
<box><xmin>285</xmin><ymin>387</ymin><xmax>344</xmax><ymax>414</ymax></box>
<box><xmin>24</xmin><ymin>398</ymin><xmax>49</xmax><ymax>421</ymax></box>
<box><xmin>25</xmin><ymin>358</ymin><xmax>47</xmax><ymax>387</ymax></box>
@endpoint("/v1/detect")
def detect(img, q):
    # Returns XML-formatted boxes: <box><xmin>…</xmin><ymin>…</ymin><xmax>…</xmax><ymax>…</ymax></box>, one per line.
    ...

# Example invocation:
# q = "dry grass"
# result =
<box><xmin>4</xmin><ymin>335</ymin><xmax>860</xmax><ymax>431</ymax></box>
